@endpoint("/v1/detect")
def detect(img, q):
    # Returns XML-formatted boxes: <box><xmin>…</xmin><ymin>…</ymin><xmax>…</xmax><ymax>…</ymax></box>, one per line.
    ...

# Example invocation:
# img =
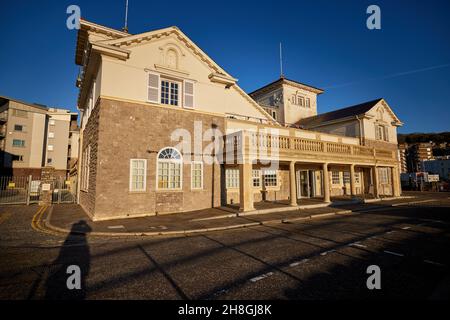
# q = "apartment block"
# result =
<box><xmin>0</xmin><ymin>96</ymin><xmax>78</xmax><ymax>177</ymax></box>
<box><xmin>407</xmin><ymin>142</ymin><xmax>434</xmax><ymax>172</ymax></box>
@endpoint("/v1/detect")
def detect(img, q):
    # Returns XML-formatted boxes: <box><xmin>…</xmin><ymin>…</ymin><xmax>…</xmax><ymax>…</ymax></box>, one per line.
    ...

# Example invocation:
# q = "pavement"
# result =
<box><xmin>1</xmin><ymin>191</ymin><xmax>450</xmax><ymax>300</ymax></box>
<box><xmin>43</xmin><ymin>194</ymin><xmax>419</xmax><ymax>237</ymax></box>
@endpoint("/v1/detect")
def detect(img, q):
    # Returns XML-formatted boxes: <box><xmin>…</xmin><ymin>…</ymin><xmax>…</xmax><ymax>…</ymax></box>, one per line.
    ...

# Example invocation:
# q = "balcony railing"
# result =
<box><xmin>225</xmin><ymin>131</ymin><xmax>396</xmax><ymax>161</ymax></box>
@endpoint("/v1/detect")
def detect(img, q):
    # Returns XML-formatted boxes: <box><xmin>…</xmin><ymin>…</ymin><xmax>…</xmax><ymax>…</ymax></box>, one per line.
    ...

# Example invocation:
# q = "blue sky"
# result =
<box><xmin>1</xmin><ymin>0</ymin><xmax>449</xmax><ymax>133</ymax></box>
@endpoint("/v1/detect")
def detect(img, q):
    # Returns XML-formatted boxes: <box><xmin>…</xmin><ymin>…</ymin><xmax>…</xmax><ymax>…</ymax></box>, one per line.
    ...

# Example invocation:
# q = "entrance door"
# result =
<box><xmin>298</xmin><ymin>170</ymin><xmax>310</xmax><ymax>198</ymax></box>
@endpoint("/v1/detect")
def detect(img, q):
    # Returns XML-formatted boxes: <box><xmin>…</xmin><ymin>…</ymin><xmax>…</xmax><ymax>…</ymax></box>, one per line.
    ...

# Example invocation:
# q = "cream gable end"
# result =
<box><xmin>96</xmin><ymin>27</ymin><xmax>275</xmax><ymax>123</ymax></box>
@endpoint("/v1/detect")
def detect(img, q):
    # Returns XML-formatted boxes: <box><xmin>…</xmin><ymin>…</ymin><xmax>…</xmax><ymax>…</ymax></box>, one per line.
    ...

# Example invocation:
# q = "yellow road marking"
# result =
<box><xmin>31</xmin><ymin>205</ymin><xmax>62</xmax><ymax>236</ymax></box>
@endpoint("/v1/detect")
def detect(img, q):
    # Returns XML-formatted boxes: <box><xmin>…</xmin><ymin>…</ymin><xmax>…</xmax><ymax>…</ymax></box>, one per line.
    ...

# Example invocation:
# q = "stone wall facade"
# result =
<box><xmin>81</xmin><ymin>98</ymin><xmax>224</xmax><ymax>220</ymax></box>
<box><xmin>79</xmin><ymin>99</ymin><xmax>100</xmax><ymax>217</ymax></box>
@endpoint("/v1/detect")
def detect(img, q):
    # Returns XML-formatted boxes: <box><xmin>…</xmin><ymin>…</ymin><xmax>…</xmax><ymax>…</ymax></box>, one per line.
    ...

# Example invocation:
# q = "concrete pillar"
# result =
<box><xmin>372</xmin><ymin>166</ymin><xmax>380</xmax><ymax>198</ymax></box>
<box><xmin>322</xmin><ymin>163</ymin><xmax>331</xmax><ymax>203</ymax></box>
<box><xmin>289</xmin><ymin>161</ymin><xmax>297</xmax><ymax>206</ymax></box>
<box><xmin>239</xmin><ymin>161</ymin><xmax>254</xmax><ymax>212</ymax></box>
<box><xmin>350</xmin><ymin>164</ymin><xmax>356</xmax><ymax>197</ymax></box>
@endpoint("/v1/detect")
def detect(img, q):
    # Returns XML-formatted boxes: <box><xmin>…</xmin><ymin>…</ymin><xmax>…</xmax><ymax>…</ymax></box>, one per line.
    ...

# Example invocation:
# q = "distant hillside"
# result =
<box><xmin>397</xmin><ymin>132</ymin><xmax>450</xmax><ymax>144</ymax></box>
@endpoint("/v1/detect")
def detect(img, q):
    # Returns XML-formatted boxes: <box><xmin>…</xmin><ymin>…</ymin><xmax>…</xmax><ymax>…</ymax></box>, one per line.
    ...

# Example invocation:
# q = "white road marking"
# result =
<box><xmin>384</xmin><ymin>250</ymin><xmax>404</xmax><ymax>257</ymax></box>
<box><xmin>385</xmin><ymin>230</ymin><xmax>395</xmax><ymax>234</ymax></box>
<box><xmin>250</xmin><ymin>272</ymin><xmax>274</xmax><ymax>283</ymax></box>
<box><xmin>424</xmin><ymin>260</ymin><xmax>445</xmax><ymax>267</ymax></box>
<box><xmin>401</xmin><ymin>226</ymin><xmax>411</xmax><ymax>230</ymax></box>
<box><xmin>320</xmin><ymin>249</ymin><xmax>336</xmax><ymax>256</ymax></box>
<box><xmin>107</xmin><ymin>225</ymin><xmax>125</xmax><ymax>229</ymax></box>
<box><xmin>351</xmin><ymin>242</ymin><xmax>367</xmax><ymax>248</ymax></box>
<box><xmin>289</xmin><ymin>258</ymin><xmax>309</xmax><ymax>267</ymax></box>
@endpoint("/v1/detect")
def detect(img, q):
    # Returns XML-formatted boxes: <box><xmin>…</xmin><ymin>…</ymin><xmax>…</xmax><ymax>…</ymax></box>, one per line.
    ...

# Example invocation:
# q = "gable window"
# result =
<box><xmin>191</xmin><ymin>161</ymin><xmax>203</xmax><ymax>189</ymax></box>
<box><xmin>271</xmin><ymin>110</ymin><xmax>277</xmax><ymax>120</ymax></box>
<box><xmin>376</xmin><ymin>124</ymin><xmax>389</xmax><ymax>142</ymax></box>
<box><xmin>161</xmin><ymin>80</ymin><xmax>179</xmax><ymax>106</ymax></box>
<box><xmin>157</xmin><ymin>147</ymin><xmax>182</xmax><ymax>189</ymax></box>
<box><xmin>332</xmin><ymin>171</ymin><xmax>340</xmax><ymax>184</ymax></box>
<box><xmin>226</xmin><ymin>168</ymin><xmax>239</xmax><ymax>189</ymax></box>
<box><xmin>263</xmin><ymin>170</ymin><xmax>278</xmax><ymax>187</ymax></box>
<box><xmin>130</xmin><ymin>159</ymin><xmax>147</xmax><ymax>192</ymax></box>
<box><xmin>252</xmin><ymin>169</ymin><xmax>261</xmax><ymax>187</ymax></box>
<box><xmin>12</xmin><ymin>139</ymin><xmax>25</xmax><ymax>147</ymax></box>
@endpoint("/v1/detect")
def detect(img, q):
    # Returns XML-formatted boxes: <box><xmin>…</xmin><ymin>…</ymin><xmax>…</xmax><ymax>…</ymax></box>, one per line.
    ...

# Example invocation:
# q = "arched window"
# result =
<box><xmin>157</xmin><ymin>147</ymin><xmax>182</xmax><ymax>189</ymax></box>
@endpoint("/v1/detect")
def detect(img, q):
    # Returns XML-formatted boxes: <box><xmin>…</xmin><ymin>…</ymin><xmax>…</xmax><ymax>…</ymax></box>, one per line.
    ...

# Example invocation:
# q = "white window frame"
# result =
<box><xmin>191</xmin><ymin>161</ymin><xmax>203</xmax><ymax>189</ymax></box>
<box><xmin>332</xmin><ymin>171</ymin><xmax>341</xmax><ymax>184</ymax></box>
<box><xmin>12</xmin><ymin>139</ymin><xmax>25</xmax><ymax>148</ymax></box>
<box><xmin>226</xmin><ymin>168</ymin><xmax>239</xmax><ymax>189</ymax></box>
<box><xmin>252</xmin><ymin>169</ymin><xmax>261</xmax><ymax>188</ymax></box>
<box><xmin>49</xmin><ymin>119</ymin><xmax>55</xmax><ymax>126</ymax></box>
<box><xmin>81</xmin><ymin>145</ymin><xmax>91</xmax><ymax>191</ymax></box>
<box><xmin>378</xmin><ymin>167</ymin><xmax>390</xmax><ymax>184</ymax></box>
<box><xmin>160</xmin><ymin>78</ymin><xmax>181</xmax><ymax>106</ymax></box>
<box><xmin>48</xmin><ymin>132</ymin><xmax>55</xmax><ymax>138</ymax></box>
<box><xmin>263</xmin><ymin>169</ymin><xmax>278</xmax><ymax>187</ymax></box>
<box><xmin>156</xmin><ymin>147</ymin><xmax>183</xmax><ymax>190</ymax></box>
<box><xmin>129</xmin><ymin>159</ymin><xmax>147</xmax><ymax>192</ymax></box>
<box><xmin>343</xmin><ymin>171</ymin><xmax>350</xmax><ymax>184</ymax></box>
<box><xmin>47</xmin><ymin>145</ymin><xmax>54</xmax><ymax>151</ymax></box>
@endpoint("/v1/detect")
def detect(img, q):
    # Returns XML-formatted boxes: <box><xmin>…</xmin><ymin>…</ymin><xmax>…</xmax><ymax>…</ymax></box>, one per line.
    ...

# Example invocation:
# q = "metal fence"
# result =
<box><xmin>0</xmin><ymin>176</ymin><xmax>76</xmax><ymax>205</ymax></box>
<box><xmin>51</xmin><ymin>178</ymin><xmax>77</xmax><ymax>204</ymax></box>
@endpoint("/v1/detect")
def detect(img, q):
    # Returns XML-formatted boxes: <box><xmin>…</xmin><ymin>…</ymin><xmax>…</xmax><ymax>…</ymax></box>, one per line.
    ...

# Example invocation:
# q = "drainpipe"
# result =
<box><xmin>356</xmin><ymin>115</ymin><xmax>364</xmax><ymax>145</ymax></box>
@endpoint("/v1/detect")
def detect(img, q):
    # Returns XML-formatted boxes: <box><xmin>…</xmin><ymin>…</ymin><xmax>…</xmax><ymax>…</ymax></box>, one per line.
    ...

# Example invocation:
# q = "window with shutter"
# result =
<box><xmin>184</xmin><ymin>80</ymin><xmax>194</xmax><ymax>108</ymax></box>
<box><xmin>384</xmin><ymin>126</ymin><xmax>389</xmax><ymax>142</ymax></box>
<box><xmin>148</xmin><ymin>73</ymin><xmax>160</xmax><ymax>103</ymax></box>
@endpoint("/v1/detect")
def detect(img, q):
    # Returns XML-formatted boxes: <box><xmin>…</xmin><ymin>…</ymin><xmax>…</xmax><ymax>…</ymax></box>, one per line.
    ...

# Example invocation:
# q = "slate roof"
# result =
<box><xmin>296</xmin><ymin>98</ymin><xmax>383</xmax><ymax>128</ymax></box>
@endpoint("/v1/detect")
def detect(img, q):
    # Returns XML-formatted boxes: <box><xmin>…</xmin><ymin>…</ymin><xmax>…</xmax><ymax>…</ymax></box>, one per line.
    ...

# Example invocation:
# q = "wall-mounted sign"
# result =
<box><xmin>8</xmin><ymin>182</ymin><xmax>15</xmax><ymax>188</ymax></box>
<box><xmin>41</xmin><ymin>183</ymin><xmax>51</xmax><ymax>191</ymax></box>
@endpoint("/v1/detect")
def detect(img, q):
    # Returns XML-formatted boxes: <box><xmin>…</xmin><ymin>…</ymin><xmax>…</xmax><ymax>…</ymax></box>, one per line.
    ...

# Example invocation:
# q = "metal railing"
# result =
<box><xmin>0</xmin><ymin>176</ymin><xmax>76</xmax><ymax>205</ymax></box>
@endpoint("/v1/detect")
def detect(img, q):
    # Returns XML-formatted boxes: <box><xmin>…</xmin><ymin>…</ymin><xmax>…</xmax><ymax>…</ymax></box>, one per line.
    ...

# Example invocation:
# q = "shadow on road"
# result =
<box><xmin>44</xmin><ymin>220</ymin><xmax>91</xmax><ymax>300</ymax></box>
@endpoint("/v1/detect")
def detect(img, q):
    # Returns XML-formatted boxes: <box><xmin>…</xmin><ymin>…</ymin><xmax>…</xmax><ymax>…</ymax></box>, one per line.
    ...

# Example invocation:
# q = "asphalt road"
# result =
<box><xmin>1</xmin><ymin>192</ymin><xmax>450</xmax><ymax>300</ymax></box>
